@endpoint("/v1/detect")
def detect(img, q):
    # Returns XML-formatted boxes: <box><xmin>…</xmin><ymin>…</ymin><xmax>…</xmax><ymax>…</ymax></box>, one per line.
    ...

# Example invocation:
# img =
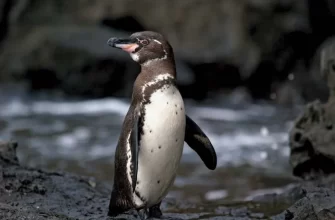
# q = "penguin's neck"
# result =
<box><xmin>140</xmin><ymin>59</ymin><xmax>176</xmax><ymax>79</ymax></box>
<box><xmin>132</xmin><ymin>59</ymin><xmax>177</xmax><ymax>104</ymax></box>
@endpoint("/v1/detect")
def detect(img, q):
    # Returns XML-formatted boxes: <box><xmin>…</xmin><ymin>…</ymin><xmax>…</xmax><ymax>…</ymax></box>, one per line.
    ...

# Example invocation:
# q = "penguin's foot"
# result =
<box><xmin>136</xmin><ymin>208</ymin><xmax>148</xmax><ymax>220</ymax></box>
<box><xmin>148</xmin><ymin>203</ymin><xmax>162</xmax><ymax>218</ymax></box>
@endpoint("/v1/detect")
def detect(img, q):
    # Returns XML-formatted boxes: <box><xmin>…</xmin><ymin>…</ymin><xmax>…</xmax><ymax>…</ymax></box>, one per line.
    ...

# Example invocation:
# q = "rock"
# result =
<box><xmin>283</xmin><ymin>188</ymin><xmax>335</xmax><ymax>220</ymax></box>
<box><xmin>0</xmin><ymin>141</ymin><xmax>271</xmax><ymax>219</ymax></box>
<box><xmin>272</xmin><ymin>175</ymin><xmax>335</xmax><ymax>220</ymax></box>
<box><xmin>0</xmin><ymin>25</ymin><xmax>140</xmax><ymax>97</ymax></box>
<box><xmin>289</xmin><ymin>98</ymin><xmax>335</xmax><ymax>180</ymax></box>
<box><xmin>0</xmin><ymin>0</ymin><xmax>13</xmax><ymax>45</ymax></box>
<box><xmin>227</xmin><ymin>86</ymin><xmax>253</xmax><ymax>105</ymax></box>
<box><xmin>271</xmin><ymin>81</ymin><xmax>304</xmax><ymax>106</ymax></box>
<box><xmin>289</xmin><ymin>38</ymin><xmax>335</xmax><ymax>180</ymax></box>
<box><xmin>0</xmin><ymin>0</ymin><xmax>326</xmax><ymax>102</ymax></box>
<box><xmin>320</xmin><ymin>36</ymin><xmax>335</xmax><ymax>96</ymax></box>
<box><xmin>2</xmin><ymin>140</ymin><xmax>335</xmax><ymax>220</ymax></box>
<box><xmin>0</xmin><ymin>141</ymin><xmax>18</xmax><ymax>165</ymax></box>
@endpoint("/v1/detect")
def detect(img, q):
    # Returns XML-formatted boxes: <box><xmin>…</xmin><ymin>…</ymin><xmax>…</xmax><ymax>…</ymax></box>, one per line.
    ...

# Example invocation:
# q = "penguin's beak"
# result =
<box><xmin>107</xmin><ymin>37</ymin><xmax>139</xmax><ymax>53</ymax></box>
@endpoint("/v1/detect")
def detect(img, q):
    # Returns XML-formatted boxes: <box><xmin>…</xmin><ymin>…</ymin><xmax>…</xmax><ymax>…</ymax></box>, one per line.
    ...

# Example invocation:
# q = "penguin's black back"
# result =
<box><xmin>108</xmin><ymin>105</ymin><xmax>137</xmax><ymax>216</ymax></box>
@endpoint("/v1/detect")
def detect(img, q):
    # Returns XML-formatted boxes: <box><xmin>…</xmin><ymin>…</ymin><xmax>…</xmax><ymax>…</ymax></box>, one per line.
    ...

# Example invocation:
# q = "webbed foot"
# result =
<box><xmin>148</xmin><ymin>202</ymin><xmax>162</xmax><ymax>218</ymax></box>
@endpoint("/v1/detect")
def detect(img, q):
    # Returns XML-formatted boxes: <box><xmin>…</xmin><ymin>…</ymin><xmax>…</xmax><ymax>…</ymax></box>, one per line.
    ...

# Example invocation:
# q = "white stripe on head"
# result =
<box><xmin>142</xmin><ymin>47</ymin><xmax>168</xmax><ymax>66</ymax></box>
<box><xmin>130</xmin><ymin>53</ymin><xmax>140</xmax><ymax>62</ymax></box>
<box><xmin>142</xmin><ymin>54</ymin><xmax>167</xmax><ymax>66</ymax></box>
<box><xmin>153</xmin><ymin>39</ymin><xmax>162</xmax><ymax>45</ymax></box>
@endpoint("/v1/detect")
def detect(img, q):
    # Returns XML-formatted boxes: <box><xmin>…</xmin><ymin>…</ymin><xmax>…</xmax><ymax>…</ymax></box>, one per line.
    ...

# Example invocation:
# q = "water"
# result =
<box><xmin>0</xmin><ymin>93</ymin><xmax>302</xmax><ymax>206</ymax></box>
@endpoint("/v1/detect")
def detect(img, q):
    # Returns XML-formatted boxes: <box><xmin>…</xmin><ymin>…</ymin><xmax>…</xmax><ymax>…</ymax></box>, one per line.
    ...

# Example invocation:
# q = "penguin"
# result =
<box><xmin>107</xmin><ymin>31</ymin><xmax>217</xmax><ymax>219</ymax></box>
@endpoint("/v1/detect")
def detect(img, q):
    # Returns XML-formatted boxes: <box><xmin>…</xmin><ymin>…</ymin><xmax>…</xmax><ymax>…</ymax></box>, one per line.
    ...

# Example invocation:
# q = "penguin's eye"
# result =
<box><xmin>140</xmin><ymin>39</ymin><xmax>149</xmax><ymax>46</ymax></box>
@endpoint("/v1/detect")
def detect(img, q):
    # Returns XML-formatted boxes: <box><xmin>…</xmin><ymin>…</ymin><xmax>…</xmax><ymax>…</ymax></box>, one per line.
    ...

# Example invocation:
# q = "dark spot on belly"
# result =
<box><xmin>150</xmin><ymin>130</ymin><xmax>152</xmax><ymax>133</ymax></box>
<box><xmin>175</xmin><ymin>104</ymin><xmax>177</xmax><ymax>107</ymax></box>
<box><xmin>175</xmin><ymin>139</ymin><xmax>178</xmax><ymax>142</ymax></box>
<box><xmin>137</xmin><ymin>181</ymin><xmax>140</xmax><ymax>184</ymax></box>
<box><xmin>151</xmin><ymin>149</ymin><xmax>154</xmax><ymax>153</ymax></box>
<box><xmin>157</xmin><ymin>180</ymin><xmax>160</xmax><ymax>184</ymax></box>
<box><xmin>158</xmin><ymin>145</ymin><xmax>161</xmax><ymax>149</ymax></box>
<box><xmin>167</xmin><ymin>102</ymin><xmax>169</xmax><ymax>104</ymax></box>
<box><xmin>180</xmin><ymin>107</ymin><xmax>183</xmax><ymax>110</ymax></box>
<box><xmin>175</xmin><ymin>111</ymin><xmax>178</xmax><ymax>115</ymax></box>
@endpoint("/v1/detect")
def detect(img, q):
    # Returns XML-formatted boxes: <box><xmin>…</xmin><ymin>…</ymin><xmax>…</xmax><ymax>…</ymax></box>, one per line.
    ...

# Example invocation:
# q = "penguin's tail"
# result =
<box><xmin>108</xmin><ymin>189</ymin><xmax>132</xmax><ymax>217</ymax></box>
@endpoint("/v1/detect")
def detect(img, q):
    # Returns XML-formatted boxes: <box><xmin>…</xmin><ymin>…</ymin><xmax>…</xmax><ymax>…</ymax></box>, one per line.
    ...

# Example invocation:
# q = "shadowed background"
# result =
<box><xmin>1</xmin><ymin>0</ymin><xmax>335</xmax><ymax>216</ymax></box>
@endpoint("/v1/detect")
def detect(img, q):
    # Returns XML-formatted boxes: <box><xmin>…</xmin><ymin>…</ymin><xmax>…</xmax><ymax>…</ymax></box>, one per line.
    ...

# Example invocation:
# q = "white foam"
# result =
<box><xmin>87</xmin><ymin>144</ymin><xmax>116</xmax><ymax>158</ymax></box>
<box><xmin>188</xmin><ymin>105</ymin><xmax>277</xmax><ymax>122</ymax></box>
<box><xmin>1</xmin><ymin>96</ymin><xmax>295</xmax><ymax>172</ymax></box>
<box><xmin>183</xmin><ymin>127</ymin><xmax>289</xmax><ymax>169</ymax></box>
<box><xmin>205</xmin><ymin>189</ymin><xmax>228</xmax><ymax>201</ymax></box>
<box><xmin>56</xmin><ymin>134</ymin><xmax>77</xmax><ymax>148</ymax></box>
<box><xmin>244</xmin><ymin>184</ymin><xmax>297</xmax><ymax>201</ymax></box>
<box><xmin>189</xmin><ymin>107</ymin><xmax>249</xmax><ymax>121</ymax></box>
<box><xmin>0</xmin><ymin>98</ymin><xmax>130</xmax><ymax>117</ymax></box>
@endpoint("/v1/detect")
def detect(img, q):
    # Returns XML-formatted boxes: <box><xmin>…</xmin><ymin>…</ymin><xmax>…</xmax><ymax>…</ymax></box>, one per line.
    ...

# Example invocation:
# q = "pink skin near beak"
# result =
<box><xmin>114</xmin><ymin>43</ymin><xmax>139</xmax><ymax>53</ymax></box>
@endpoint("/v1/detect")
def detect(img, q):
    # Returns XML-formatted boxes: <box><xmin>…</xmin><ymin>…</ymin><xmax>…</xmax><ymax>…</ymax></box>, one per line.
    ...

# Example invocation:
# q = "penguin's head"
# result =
<box><xmin>107</xmin><ymin>31</ymin><xmax>173</xmax><ymax>65</ymax></box>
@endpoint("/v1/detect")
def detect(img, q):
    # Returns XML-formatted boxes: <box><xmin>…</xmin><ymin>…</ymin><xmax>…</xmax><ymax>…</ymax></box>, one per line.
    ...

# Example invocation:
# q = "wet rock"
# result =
<box><xmin>0</xmin><ymin>141</ymin><xmax>18</xmax><ymax>165</ymax></box>
<box><xmin>0</xmin><ymin>141</ymin><xmax>270</xmax><ymax>219</ymax></box>
<box><xmin>290</xmin><ymin>100</ymin><xmax>335</xmax><ymax>179</ymax></box>
<box><xmin>0</xmin><ymin>141</ymin><xmax>111</xmax><ymax>220</ymax></box>
<box><xmin>272</xmin><ymin>175</ymin><xmax>335</xmax><ymax>220</ymax></box>
<box><xmin>2</xmin><ymin>141</ymin><xmax>335</xmax><ymax>219</ymax></box>
<box><xmin>289</xmin><ymin>38</ymin><xmax>335</xmax><ymax>180</ymax></box>
<box><xmin>283</xmin><ymin>188</ymin><xmax>335</xmax><ymax>220</ymax></box>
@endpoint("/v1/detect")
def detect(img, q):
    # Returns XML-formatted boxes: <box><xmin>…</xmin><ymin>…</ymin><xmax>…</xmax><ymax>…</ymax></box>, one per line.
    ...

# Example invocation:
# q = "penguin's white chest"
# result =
<box><xmin>133</xmin><ymin>84</ymin><xmax>185</xmax><ymax>207</ymax></box>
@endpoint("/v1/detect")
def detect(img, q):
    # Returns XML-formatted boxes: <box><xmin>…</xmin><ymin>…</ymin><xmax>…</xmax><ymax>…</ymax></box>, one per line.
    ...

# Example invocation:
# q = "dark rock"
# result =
<box><xmin>245</xmin><ymin>0</ymin><xmax>335</xmax><ymax>102</ymax></box>
<box><xmin>246</xmin><ymin>60</ymin><xmax>276</xmax><ymax>99</ymax></box>
<box><xmin>0</xmin><ymin>141</ymin><xmax>269</xmax><ymax>219</ymax></box>
<box><xmin>0</xmin><ymin>0</ymin><xmax>13</xmax><ymax>45</ymax></box>
<box><xmin>2</xmin><ymin>140</ymin><xmax>335</xmax><ymax>220</ymax></box>
<box><xmin>289</xmin><ymin>38</ymin><xmax>335</xmax><ymax>180</ymax></box>
<box><xmin>226</xmin><ymin>87</ymin><xmax>253</xmax><ymax>105</ymax></box>
<box><xmin>289</xmin><ymin>100</ymin><xmax>335</xmax><ymax>180</ymax></box>
<box><xmin>271</xmin><ymin>81</ymin><xmax>304</xmax><ymax>106</ymax></box>
<box><xmin>101</xmin><ymin>16</ymin><xmax>146</xmax><ymax>33</ymax></box>
<box><xmin>25</xmin><ymin>68</ymin><xmax>61</xmax><ymax>91</ymax></box>
<box><xmin>0</xmin><ymin>141</ymin><xmax>18</xmax><ymax>165</ymax></box>
<box><xmin>320</xmin><ymin>37</ymin><xmax>335</xmax><ymax>97</ymax></box>
<box><xmin>0</xmin><ymin>119</ymin><xmax>7</xmax><ymax>131</ymax></box>
<box><xmin>0</xmin><ymin>0</ymin><xmax>329</xmax><ymax>102</ymax></box>
<box><xmin>308</xmin><ymin>0</ymin><xmax>335</xmax><ymax>41</ymax></box>
<box><xmin>272</xmin><ymin>175</ymin><xmax>335</xmax><ymax>220</ymax></box>
<box><xmin>185</xmin><ymin>62</ymin><xmax>242</xmax><ymax>100</ymax></box>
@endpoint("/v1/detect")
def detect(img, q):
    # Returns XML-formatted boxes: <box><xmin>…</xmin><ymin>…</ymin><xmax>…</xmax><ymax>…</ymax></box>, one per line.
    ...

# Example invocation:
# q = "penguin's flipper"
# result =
<box><xmin>184</xmin><ymin>115</ymin><xmax>217</xmax><ymax>170</ymax></box>
<box><xmin>130</xmin><ymin>107</ymin><xmax>140</xmax><ymax>192</ymax></box>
